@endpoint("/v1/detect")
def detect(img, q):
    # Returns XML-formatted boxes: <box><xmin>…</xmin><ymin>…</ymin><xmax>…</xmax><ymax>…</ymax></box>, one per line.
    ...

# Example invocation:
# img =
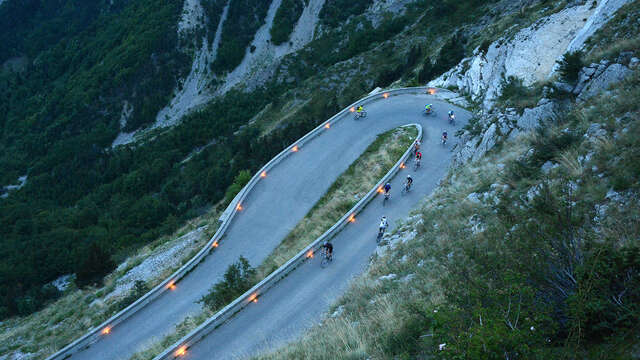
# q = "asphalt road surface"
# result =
<box><xmin>175</xmin><ymin>93</ymin><xmax>470</xmax><ymax>359</ymax></box>
<box><xmin>70</xmin><ymin>92</ymin><xmax>470</xmax><ymax>360</ymax></box>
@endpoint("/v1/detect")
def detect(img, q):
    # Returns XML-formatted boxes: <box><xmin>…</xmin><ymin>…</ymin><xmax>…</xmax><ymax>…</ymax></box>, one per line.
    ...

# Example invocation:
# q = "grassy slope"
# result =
<box><xmin>253</xmin><ymin>46</ymin><xmax>640</xmax><ymax>360</ymax></box>
<box><xmin>127</xmin><ymin>125</ymin><xmax>418</xmax><ymax>360</ymax></box>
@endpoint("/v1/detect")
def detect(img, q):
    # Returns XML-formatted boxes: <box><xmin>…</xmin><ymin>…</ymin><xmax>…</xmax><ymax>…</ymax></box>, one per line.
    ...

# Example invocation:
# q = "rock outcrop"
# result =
<box><xmin>429</xmin><ymin>0</ymin><xmax>633</xmax><ymax>110</ymax></box>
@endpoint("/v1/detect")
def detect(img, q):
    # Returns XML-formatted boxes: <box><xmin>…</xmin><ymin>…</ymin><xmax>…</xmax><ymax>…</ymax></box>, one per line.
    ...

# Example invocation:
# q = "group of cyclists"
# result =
<box><xmin>321</xmin><ymin>103</ymin><xmax>458</xmax><ymax>263</ymax></box>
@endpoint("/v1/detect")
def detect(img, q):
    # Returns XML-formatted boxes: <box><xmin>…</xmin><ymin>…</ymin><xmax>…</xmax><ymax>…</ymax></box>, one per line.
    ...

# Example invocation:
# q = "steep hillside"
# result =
<box><xmin>2</xmin><ymin>1</ymin><xmax>636</xmax><ymax>359</ymax></box>
<box><xmin>253</xmin><ymin>1</ymin><xmax>640</xmax><ymax>358</ymax></box>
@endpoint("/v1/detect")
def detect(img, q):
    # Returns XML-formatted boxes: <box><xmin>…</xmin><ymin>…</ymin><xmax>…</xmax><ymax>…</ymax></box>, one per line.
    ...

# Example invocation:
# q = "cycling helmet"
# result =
<box><xmin>407</xmin><ymin>175</ymin><xmax>412</xmax><ymax>179</ymax></box>
<box><xmin>323</xmin><ymin>241</ymin><xmax>328</xmax><ymax>246</ymax></box>
<box><xmin>448</xmin><ymin>110</ymin><xmax>454</xmax><ymax>115</ymax></box>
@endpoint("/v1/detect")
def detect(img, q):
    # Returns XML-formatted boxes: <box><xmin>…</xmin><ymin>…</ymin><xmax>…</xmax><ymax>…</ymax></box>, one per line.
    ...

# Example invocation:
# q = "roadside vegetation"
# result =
<box><xmin>127</xmin><ymin>125</ymin><xmax>417</xmax><ymax>360</ymax></box>
<box><xmin>252</xmin><ymin>69</ymin><xmax>640</xmax><ymax>359</ymax></box>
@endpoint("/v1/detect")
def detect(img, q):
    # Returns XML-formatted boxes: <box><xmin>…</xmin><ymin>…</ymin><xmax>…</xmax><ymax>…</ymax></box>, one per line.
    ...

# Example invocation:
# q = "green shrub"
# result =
<box><xmin>223</xmin><ymin>169</ymin><xmax>252</xmax><ymax>206</ymax></box>
<box><xmin>199</xmin><ymin>256</ymin><xmax>256</xmax><ymax>312</ymax></box>
<box><xmin>557</xmin><ymin>51</ymin><xmax>584</xmax><ymax>83</ymax></box>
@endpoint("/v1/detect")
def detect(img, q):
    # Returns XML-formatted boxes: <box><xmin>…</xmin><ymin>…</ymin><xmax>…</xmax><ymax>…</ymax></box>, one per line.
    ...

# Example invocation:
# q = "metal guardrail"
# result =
<box><xmin>154</xmin><ymin>122</ymin><xmax>423</xmax><ymax>359</ymax></box>
<box><xmin>46</xmin><ymin>86</ymin><xmax>432</xmax><ymax>360</ymax></box>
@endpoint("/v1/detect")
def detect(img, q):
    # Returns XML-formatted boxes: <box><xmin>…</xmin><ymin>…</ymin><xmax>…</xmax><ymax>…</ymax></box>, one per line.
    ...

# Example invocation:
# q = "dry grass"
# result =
<box><xmin>0</xmin><ymin>209</ymin><xmax>222</xmax><ymax>359</ymax></box>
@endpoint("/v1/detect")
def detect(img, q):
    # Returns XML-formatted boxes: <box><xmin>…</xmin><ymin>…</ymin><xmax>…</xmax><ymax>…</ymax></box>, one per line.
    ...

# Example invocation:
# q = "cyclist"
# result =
<box><xmin>406</xmin><ymin>174</ymin><xmax>413</xmax><ymax>188</ymax></box>
<box><xmin>384</xmin><ymin>182</ymin><xmax>391</xmax><ymax>195</ymax></box>
<box><xmin>425</xmin><ymin>103</ymin><xmax>433</xmax><ymax>114</ymax></box>
<box><xmin>379</xmin><ymin>216</ymin><xmax>389</xmax><ymax>236</ymax></box>
<box><xmin>413</xmin><ymin>141</ymin><xmax>421</xmax><ymax>156</ymax></box>
<box><xmin>321</xmin><ymin>241</ymin><xmax>333</xmax><ymax>261</ymax></box>
<box><xmin>448</xmin><ymin>110</ymin><xmax>455</xmax><ymax>123</ymax></box>
<box><xmin>442</xmin><ymin>130</ymin><xmax>448</xmax><ymax>144</ymax></box>
<box><xmin>357</xmin><ymin>104</ymin><xmax>364</xmax><ymax>114</ymax></box>
<box><xmin>416</xmin><ymin>151</ymin><xmax>422</xmax><ymax>161</ymax></box>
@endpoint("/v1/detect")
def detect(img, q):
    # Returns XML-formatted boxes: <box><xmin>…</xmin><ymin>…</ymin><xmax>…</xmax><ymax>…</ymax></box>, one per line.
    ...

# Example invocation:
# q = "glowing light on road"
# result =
<box><xmin>383</xmin><ymin>92</ymin><xmax>389</xmax><ymax>99</ymax></box>
<box><xmin>400</xmin><ymin>162</ymin><xmax>406</xmax><ymax>169</ymax></box>
<box><xmin>377</xmin><ymin>186</ymin><xmax>384</xmax><ymax>194</ymax></box>
<box><xmin>167</xmin><ymin>281</ymin><xmax>176</xmax><ymax>291</ymax></box>
<box><xmin>260</xmin><ymin>171</ymin><xmax>267</xmax><ymax>178</ymax></box>
<box><xmin>175</xmin><ymin>346</ymin><xmax>187</xmax><ymax>357</ymax></box>
<box><xmin>212</xmin><ymin>241</ymin><xmax>219</xmax><ymax>248</ymax></box>
<box><xmin>325</xmin><ymin>123</ymin><xmax>330</xmax><ymax>129</ymax></box>
<box><xmin>348</xmin><ymin>214</ymin><xmax>356</xmax><ymax>223</ymax></box>
<box><xmin>349</xmin><ymin>107</ymin><xmax>355</xmax><ymax>112</ymax></box>
<box><xmin>236</xmin><ymin>203</ymin><xmax>243</xmax><ymax>211</ymax></box>
<box><xmin>248</xmin><ymin>293</ymin><xmax>258</xmax><ymax>303</ymax></box>
<box><xmin>427</xmin><ymin>88</ymin><xmax>436</xmax><ymax>95</ymax></box>
<box><xmin>292</xmin><ymin>145</ymin><xmax>299</xmax><ymax>152</ymax></box>
<box><xmin>102</xmin><ymin>327</ymin><xmax>111</xmax><ymax>335</ymax></box>
<box><xmin>306</xmin><ymin>250</ymin><xmax>314</xmax><ymax>258</ymax></box>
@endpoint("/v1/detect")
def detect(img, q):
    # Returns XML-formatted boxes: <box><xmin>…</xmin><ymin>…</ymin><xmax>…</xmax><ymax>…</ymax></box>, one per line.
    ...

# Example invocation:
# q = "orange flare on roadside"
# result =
<box><xmin>260</xmin><ymin>171</ymin><xmax>267</xmax><ymax>178</ymax></box>
<box><xmin>292</xmin><ymin>145</ymin><xmax>299</xmax><ymax>152</ymax></box>
<box><xmin>325</xmin><ymin>123</ymin><xmax>330</xmax><ymax>129</ymax></box>
<box><xmin>383</xmin><ymin>92</ymin><xmax>389</xmax><ymax>99</ymax></box>
<box><xmin>348</xmin><ymin>214</ymin><xmax>356</xmax><ymax>223</ymax></box>
<box><xmin>377</xmin><ymin>186</ymin><xmax>384</xmax><ymax>194</ymax></box>
<box><xmin>248</xmin><ymin>293</ymin><xmax>258</xmax><ymax>303</ymax></box>
<box><xmin>236</xmin><ymin>203</ymin><xmax>243</xmax><ymax>211</ymax></box>
<box><xmin>306</xmin><ymin>250</ymin><xmax>314</xmax><ymax>258</ymax></box>
<box><xmin>212</xmin><ymin>241</ymin><xmax>219</xmax><ymax>248</ymax></box>
<box><xmin>166</xmin><ymin>281</ymin><xmax>176</xmax><ymax>291</ymax></box>
<box><xmin>400</xmin><ymin>163</ymin><xmax>406</xmax><ymax>169</ymax></box>
<box><xmin>175</xmin><ymin>346</ymin><xmax>187</xmax><ymax>357</ymax></box>
<box><xmin>427</xmin><ymin>88</ymin><xmax>437</xmax><ymax>95</ymax></box>
<box><xmin>102</xmin><ymin>327</ymin><xmax>111</xmax><ymax>335</ymax></box>
<box><xmin>350</xmin><ymin>107</ymin><xmax>356</xmax><ymax>112</ymax></box>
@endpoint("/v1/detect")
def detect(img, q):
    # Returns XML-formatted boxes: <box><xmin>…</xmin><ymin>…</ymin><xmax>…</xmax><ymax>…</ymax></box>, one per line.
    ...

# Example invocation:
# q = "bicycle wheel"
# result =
<box><xmin>320</xmin><ymin>256</ymin><xmax>330</xmax><ymax>268</ymax></box>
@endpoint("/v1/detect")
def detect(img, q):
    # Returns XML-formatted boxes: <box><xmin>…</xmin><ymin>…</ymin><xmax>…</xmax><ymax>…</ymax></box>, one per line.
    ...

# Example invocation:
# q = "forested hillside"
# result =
<box><xmin>0</xmin><ymin>0</ymin><xmax>423</xmax><ymax>319</ymax></box>
<box><xmin>0</xmin><ymin>0</ymin><xmax>502</xmax><ymax>323</ymax></box>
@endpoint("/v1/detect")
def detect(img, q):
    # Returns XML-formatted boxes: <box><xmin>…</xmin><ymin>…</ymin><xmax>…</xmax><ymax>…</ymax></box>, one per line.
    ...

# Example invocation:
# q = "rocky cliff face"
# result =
<box><xmin>429</xmin><ymin>0</ymin><xmax>632</xmax><ymax>110</ymax></box>
<box><xmin>428</xmin><ymin>0</ymin><xmax>636</xmax><ymax>168</ymax></box>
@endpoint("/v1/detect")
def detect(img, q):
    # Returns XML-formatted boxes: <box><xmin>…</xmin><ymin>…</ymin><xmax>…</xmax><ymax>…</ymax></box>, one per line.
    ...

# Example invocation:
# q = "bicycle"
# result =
<box><xmin>320</xmin><ymin>250</ymin><xmax>333</xmax><ymax>268</ymax></box>
<box><xmin>414</xmin><ymin>157</ymin><xmax>421</xmax><ymax>171</ymax></box>
<box><xmin>423</xmin><ymin>108</ymin><xmax>436</xmax><ymax>117</ymax></box>
<box><xmin>354</xmin><ymin>110</ymin><xmax>367</xmax><ymax>120</ymax></box>
<box><xmin>382</xmin><ymin>191</ymin><xmax>390</xmax><ymax>206</ymax></box>
<box><xmin>448</xmin><ymin>113</ymin><xmax>456</xmax><ymax>126</ymax></box>
<box><xmin>401</xmin><ymin>181</ymin><xmax>412</xmax><ymax>195</ymax></box>
<box><xmin>377</xmin><ymin>225</ymin><xmax>387</xmax><ymax>243</ymax></box>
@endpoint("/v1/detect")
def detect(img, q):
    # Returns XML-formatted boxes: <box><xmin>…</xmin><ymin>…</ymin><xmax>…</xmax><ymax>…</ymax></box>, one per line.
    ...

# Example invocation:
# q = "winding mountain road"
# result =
<box><xmin>67</xmin><ymin>90</ymin><xmax>470</xmax><ymax>360</ymax></box>
<box><xmin>166</xmin><ymin>92</ymin><xmax>470</xmax><ymax>359</ymax></box>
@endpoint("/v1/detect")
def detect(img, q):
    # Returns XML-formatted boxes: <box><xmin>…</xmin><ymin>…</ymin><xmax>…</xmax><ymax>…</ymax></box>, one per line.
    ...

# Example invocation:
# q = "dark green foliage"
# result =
<box><xmin>270</xmin><ymin>0</ymin><xmax>305</xmax><ymax>45</ymax></box>
<box><xmin>201</xmin><ymin>0</ymin><xmax>227</xmax><ymax>45</ymax></box>
<box><xmin>199</xmin><ymin>256</ymin><xmax>256</xmax><ymax>311</ymax></box>
<box><xmin>498</xmin><ymin>76</ymin><xmax>543</xmax><ymax>112</ymax></box>
<box><xmin>319</xmin><ymin>0</ymin><xmax>374</xmax><ymax>27</ymax></box>
<box><xmin>557</xmin><ymin>51</ymin><xmax>584</xmax><ymax>83</ymax></box>
<box><xmin>213</xmin><ymin>0</ymin><xmax>272</xmax><ymax>74</ymax></box>
<box><xmin>76</xmin><ymin>242</ymin><xmax>115</xmax><ymax>287</ymax></box>
<box><xmin>223</xmin><ymin>170</ymin><xmax>252</xmax><ymax>206</ymax></box>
